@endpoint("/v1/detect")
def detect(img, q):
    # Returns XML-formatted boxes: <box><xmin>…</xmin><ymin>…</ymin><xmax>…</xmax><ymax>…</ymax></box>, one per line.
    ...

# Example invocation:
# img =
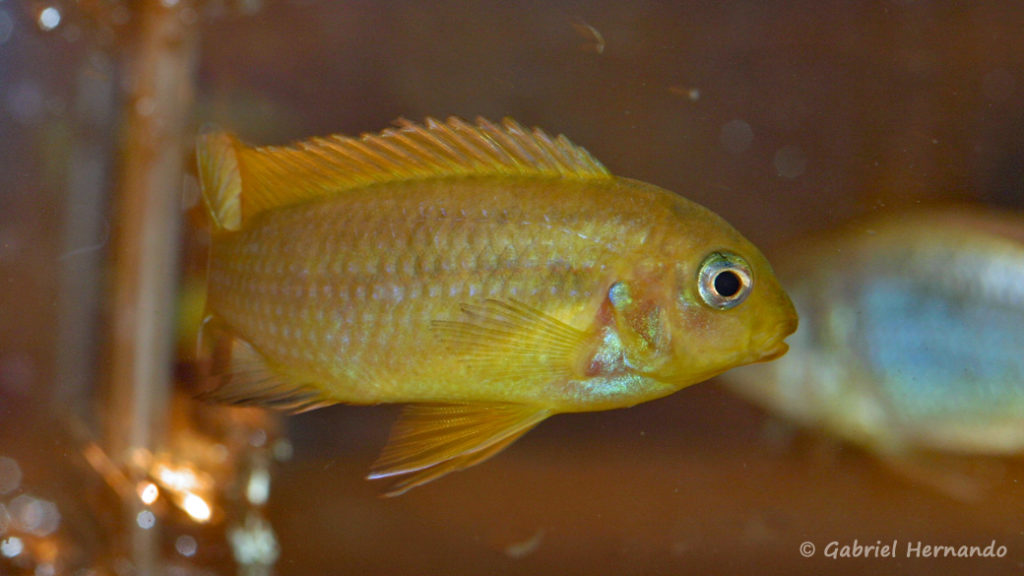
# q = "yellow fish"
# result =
<box><xmin>196</xmin><ymin>117</ymin><xmax>797</xmax><ymax>495</ymax></box>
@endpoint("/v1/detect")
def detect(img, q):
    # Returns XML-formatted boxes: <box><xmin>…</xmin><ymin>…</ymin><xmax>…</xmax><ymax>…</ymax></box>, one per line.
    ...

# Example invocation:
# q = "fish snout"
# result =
<box><xmin>751</xmin><ymin>311</ymin><xmax>798</xmax><ymax>363</ymax></box>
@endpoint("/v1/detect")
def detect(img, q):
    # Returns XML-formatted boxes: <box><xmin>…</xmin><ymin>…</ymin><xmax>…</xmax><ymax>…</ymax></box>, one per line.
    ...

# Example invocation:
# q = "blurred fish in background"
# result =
<box><xmin>723</xmin><ymin>206</ymin><xmax>1024</xmax><ymax>494</ymax></box>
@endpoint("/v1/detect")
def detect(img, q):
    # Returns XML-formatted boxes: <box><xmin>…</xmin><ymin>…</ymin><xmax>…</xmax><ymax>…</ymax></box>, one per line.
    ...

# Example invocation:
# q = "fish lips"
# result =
<box><xmin>750</xmin><ymin>315</ymin><xmax>797</xmax><ymax>363</ymax></box>
<box><xmin>755</xmin><ymin>341</ymin><xmax>790</xmax><ymax>362</ymax></box>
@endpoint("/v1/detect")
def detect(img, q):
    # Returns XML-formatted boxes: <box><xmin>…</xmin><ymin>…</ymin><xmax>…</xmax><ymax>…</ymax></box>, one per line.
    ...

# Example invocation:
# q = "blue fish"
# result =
<box><xmin>723</xmin><ymin>206</ymin><xmax>1024</xmax><ymax>457</ymax></box>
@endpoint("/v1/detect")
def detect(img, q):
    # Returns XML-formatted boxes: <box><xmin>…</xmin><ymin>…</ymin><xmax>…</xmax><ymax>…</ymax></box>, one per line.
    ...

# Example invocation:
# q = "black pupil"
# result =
<box><xmin>714</xmin><ymin>270</ymin><xmax>742</xmax><ymax>298</ymax></box>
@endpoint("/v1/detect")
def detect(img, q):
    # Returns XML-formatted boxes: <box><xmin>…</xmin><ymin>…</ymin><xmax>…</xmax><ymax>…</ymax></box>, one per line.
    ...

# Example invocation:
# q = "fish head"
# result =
<box><xmin>610</xmin><ymin>219</ymin><xmax>798</xmax><ymax>389</ymax></box>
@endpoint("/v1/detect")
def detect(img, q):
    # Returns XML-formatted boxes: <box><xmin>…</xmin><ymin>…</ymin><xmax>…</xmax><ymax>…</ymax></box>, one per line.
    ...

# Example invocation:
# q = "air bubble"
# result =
<box><xmin>9</xmin><ymin>495</ymin><xmax>60</xmax><ymax>536</ymax></box>
<box><xmin>773</xmin><ymin>145</ymin><xmax>807</xmax><ymax>179</ymax></box>
<box><xmin>720</xmin><ymin>120</ymin><xmax>753</xmax><ymax>154</ymax></box>
<box><xmin>175</xmin><ymin>535</ymin><xmax>198</xmax><ymax>557</ymax></box>
<box><xmin>136</xmin><ymin>510</ymin><xmax>155</xmax><ymax>530</ymax></box>
<box><xmin>37</xmin><ymin>6</ymin><xmax>61</xmax><ymax>31</ymax></box>
<box><xmin>245</xmin><ymin>468</ymin><xmax>270</xmax><ymax>506</ymax></box>
<box><xmin>272</xmin><ymin>440</ymin><xmax>293</xmax><ymax>462</ymax></box>
<box><xmin>249</xmin><ymin>428</ymin><xmax>267</xmax><ymax>448</ymax></box>
<box><xmin>1</xmin><ymin>536</ymin><xmax>23</xmax><ymax>558</ymax></box>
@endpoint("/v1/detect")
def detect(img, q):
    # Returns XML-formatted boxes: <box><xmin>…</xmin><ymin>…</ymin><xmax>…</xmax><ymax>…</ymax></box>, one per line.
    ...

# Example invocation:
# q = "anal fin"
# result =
<box><xmin>368</xmin><ymin>403</ymin><xmax>552</xmax><ymax>496</ymax></box>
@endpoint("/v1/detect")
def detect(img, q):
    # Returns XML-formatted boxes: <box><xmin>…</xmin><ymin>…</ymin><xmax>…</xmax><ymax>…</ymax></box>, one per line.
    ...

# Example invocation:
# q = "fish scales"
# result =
<box><xmin>196</xmin><ymin>117</ymin><xmax>796</xmax><ymax>494</ymax></box>
<box><xmin>209</xmin><ymin>179</ymin><xmax>662</xmax><ymax>404</ymax></box>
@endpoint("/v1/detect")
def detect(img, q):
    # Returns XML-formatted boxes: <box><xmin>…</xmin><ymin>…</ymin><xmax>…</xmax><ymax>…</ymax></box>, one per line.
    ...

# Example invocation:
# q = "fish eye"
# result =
<box><xmin>697</xmin><ymin>252</ymin><xmax>753</xmax><ymax>310</ymax></box>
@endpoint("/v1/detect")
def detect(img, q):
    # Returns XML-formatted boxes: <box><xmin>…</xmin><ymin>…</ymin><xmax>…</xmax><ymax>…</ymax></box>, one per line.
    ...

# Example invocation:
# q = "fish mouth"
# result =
<box><xmin>751</xmin><ymin>306</ymin><xmax>798</xmax><ymax>363</ymax></box>
<box><xmin>755</xmin><ymin>341</ymin><xmax>789</xmax><ymax>362</ymax></box>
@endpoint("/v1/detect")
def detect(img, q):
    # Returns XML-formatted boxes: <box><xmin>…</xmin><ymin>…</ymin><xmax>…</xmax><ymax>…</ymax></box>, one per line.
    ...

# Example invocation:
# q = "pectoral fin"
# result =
<box><xmin>368</xmin><ymin>403</ymin><xmax>552</xmax><ymax>496</ymax></box>
<box><xmin>432</xmin><ymin>299</ymin><xmax>594</xmax><ymax>383</ymax></box>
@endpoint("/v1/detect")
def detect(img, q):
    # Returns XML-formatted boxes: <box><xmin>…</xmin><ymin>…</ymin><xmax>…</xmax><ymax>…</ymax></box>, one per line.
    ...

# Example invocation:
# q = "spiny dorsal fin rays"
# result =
<box><xmin>196</xmin><ymin>117</ymin><xmax>611</xmax><ymax>231</ymax></box>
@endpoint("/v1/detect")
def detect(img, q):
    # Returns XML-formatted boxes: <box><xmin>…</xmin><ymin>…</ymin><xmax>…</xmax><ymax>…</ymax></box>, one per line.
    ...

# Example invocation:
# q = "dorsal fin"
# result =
<box><xmin>196</xmin><ymin>117</ymin><xmax>611</xmax><ymax>231</ymax></box>
<box><xmin>196</xmin><ymin>129</ymin><xmax>245</xmax><ymax>231</ymax></box>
